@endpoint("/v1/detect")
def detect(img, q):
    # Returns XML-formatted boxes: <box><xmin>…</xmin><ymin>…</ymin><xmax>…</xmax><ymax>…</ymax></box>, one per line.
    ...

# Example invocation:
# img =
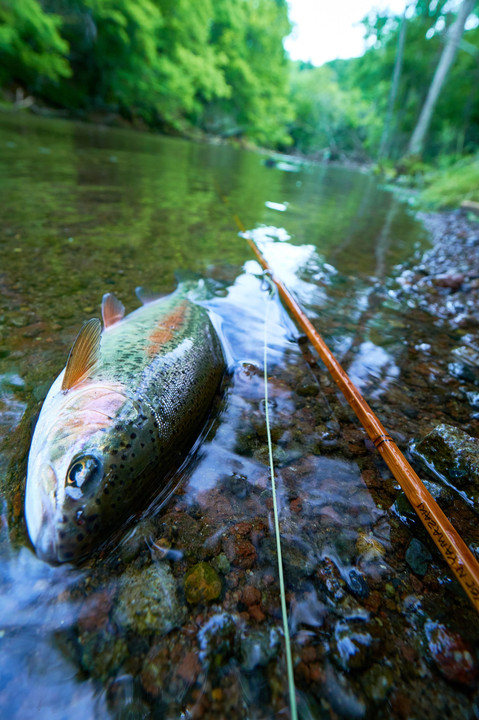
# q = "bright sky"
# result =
<box><xmin>284</xmin><ymin>0</ymin><xmax>411</xmax><ymax>67</ymax></box>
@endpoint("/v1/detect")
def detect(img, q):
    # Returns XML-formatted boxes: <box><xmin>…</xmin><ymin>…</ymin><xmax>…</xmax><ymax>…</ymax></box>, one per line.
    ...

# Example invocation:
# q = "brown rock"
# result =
<box><xmin>295</xmin><ymin>661</ymin><xmax>310</xmax><ymax>684</ymax></box>
<box><xmin>176</xmin><ymin>651</ymin><xmax>201</xmax><ymax>684</ymax></box>
<box><xmin>78</xmin><ymin>589</ymin><xmax>114</xmax><ymax>632</ymax></box>
<box><xmin>425</xmin><ymin>620</ymin><xmax>477</xmax><ymax>686</ymax></box>
<box><xmin>301</xmin><ymin>646</ymin><xmax>317</xmax><ymax>663</ymax></box>
<box><xmin>141</xmin><ymin>646</ymin><xmax>169</xmax><ymax>697</ymax></box>
<box><xmin>248</xmin><ymin>604</ymin><xmax>266</xmax><ymax>622</ymax></box>
<box><xmin>309</xmin><ymin>663</ymin><xmax>323</xmax><ymax>683</ymax></box>
<box><xmin>184</xmin><ymin>562</ymin><xmax>222</xmax><ymax>604</ymax></box>
<box><xmin>431</xmin><ymin>273</ymin><xmax>465</xmax><ymax>291</ymax></box>
<box><xmin>241</xmin><ymin>585</ymin><xmax>261</xmax><ymax>607</ymax></box>
<box><xmin>290</xmin><ymin>498</ymin><xmax>302</xmax><ymax>513</ymax></box>
<box><xmin>224</xmin><ymin>538</ymin><xmax>257</xmax><ymax>569</ymax></box>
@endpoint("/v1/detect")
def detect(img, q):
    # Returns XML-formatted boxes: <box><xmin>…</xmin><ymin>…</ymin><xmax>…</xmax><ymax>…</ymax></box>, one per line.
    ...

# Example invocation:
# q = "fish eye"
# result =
<box><xmin>66</xmin><ymin>455</ymin><xmax>102</xmax><ymax>489</ymax></box>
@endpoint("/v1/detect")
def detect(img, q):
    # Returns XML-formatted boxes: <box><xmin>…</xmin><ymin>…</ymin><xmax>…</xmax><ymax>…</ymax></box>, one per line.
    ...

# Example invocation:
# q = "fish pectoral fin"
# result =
<box><xmin>102</xmin><ymin>292</ymin><xmax>125</xmax><ymax>328</ymax></box>
<box><xmin>135</xmin><ymin>286</ymin><xmax>167</xmax><ymax>305</ymax></box>
<box><xmin>61</xmin><ymin>318</ymin><xmax>101</xmax><ymax>392</ymax></box>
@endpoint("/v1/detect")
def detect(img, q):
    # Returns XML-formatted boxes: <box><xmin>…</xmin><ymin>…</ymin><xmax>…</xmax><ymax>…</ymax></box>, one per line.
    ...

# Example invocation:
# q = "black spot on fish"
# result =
<box><xmin>77</xmin><ymin>533</ymin><xmax>84</xmax><ymax>541</ymax></box>
<box><xmin>95</xmin><ymin>498</ymin><xmax>101</xmax><ymax>505</ymax></box>
<box><xmin>130</xmin><ymin>433</ymin><xmax>136</xmax><ymax>439</ymax></box>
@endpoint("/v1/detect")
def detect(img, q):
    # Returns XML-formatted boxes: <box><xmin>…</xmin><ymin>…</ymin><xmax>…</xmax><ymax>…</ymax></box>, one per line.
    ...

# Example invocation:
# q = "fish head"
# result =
<box><xmin>25</xmin><ymin>375</ymin><xmax>148</xmax><ymax>563</ymax></box>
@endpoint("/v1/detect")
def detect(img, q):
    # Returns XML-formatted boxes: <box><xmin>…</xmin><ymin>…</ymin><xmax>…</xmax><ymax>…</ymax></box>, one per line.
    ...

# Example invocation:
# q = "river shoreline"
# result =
<box><xmin>400</xmin><ymin>208</ymin><xmax>479</xmax><ymax>332</ymax></box>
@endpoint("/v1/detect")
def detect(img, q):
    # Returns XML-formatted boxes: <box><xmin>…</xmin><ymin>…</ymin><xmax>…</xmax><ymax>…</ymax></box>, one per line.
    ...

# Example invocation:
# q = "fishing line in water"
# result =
<box><xmin>261</xmin><ymin>274</ymin><xmax>298</xmax><ymax>720</ymax></box>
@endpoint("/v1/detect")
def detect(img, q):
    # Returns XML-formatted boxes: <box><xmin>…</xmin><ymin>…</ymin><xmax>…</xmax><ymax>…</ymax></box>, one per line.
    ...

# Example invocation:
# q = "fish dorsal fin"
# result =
<box><xmin>135</xmin><ymin>286</ymin><xmax>166</xmax><ymax>305</ymax></box>
<box><xmin>61</xmin><ymin>318</ymin><xmax>101</xmax><ymax>392</ymax></box>
<box><xmin>102</xmin><ymin>292</ymin><xmax>125</xmax><ymax>328</ymax></box>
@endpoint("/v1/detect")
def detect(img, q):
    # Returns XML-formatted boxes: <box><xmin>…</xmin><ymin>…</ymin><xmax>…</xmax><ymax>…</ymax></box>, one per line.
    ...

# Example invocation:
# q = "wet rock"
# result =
<box><xmin>184</xmin><ymin>562</ymin><xmax>222</xmax><ymax>604</ymax></box>
<box><xmin>141</xmin><ymin>645</ymin><xmax>169</xmax><ymax>697</ymax></box>
<box><xmin>253</xmin><ymin>444</ymin><xmax>299</xmax><ymax>467</ymax></box>
<box><xmin>78</xmin><ymin>589</ymin><xmax>114</xmax><ymax>632</ymax></box>
<box><xmin>289</xmin><ymin>590</ymin><xmax>327</xmax><ymax>634</ymax></box>
<box><xmin>79</xmin><ymin>628</ymin><xmax>128</xmax><ymax>679</ymax></box>
<box><xmin>448</xmin><ymin>361</ymin><xmax>477</xmax><ymax>384</ymax></box>
<box><xmin>355</xmin><ymin>531</ymin><xmax>386</xmax><ymax>562</ymax></box>
<box><xmin>197</xmin><ymin>612</ymin><xmax>238</xmax><ymax>669</ymax></box>
<box><xmin>119</xmin><ymin>520</ymin><xmax>158</xmax><ymax>563</ymax></box>
<box><xmin>241</xmin><ymin>585</ymin><xmax>262</xmax><ymax>607</ymax></box>
<box><xmin>405</xmin><ymin>538</ymin><xmax>432</xmax><ymax>577</ymax></box>
<box><xmin>260</xmin><ymin>536</ymin><xmax>316</xmax><ymax>581</ymax></box>
<box><xmin>106</xmin><ymin>675</ymin><xmax>151</xmax><ymax>719</ymax></box>
<box><xmin>425</xmin><ymin>620</ymin><xmax>477</xmax><ymax>687</ymax></box>
<box><xmin>346</xmin><ymin>568</ymin><xmax>369</xmax><ymax>599</ymax></box>
<box><xmin>431</xmin><ymin>273</ymin><xmax>465</xmax><ymax>291</ymax></box>
<box><xmin>321</xmin><ymin>663</ymin><xmax>367</xmax><ymax>719</ymax></box>
<box><xmin>211</xmin><ymin>552</ymin><xmax>231</xmax><ymax>575</ymax></box>
<box><xmin>414</xmin><ymin>423</ymin><xmax>479</xmax><ymax>512</ymax></box>
<box><xmin>333</xmin><ymin>619</ymin><xmax>375</xmax><ymax>671</ymax></box>
<box><xmin>466</xmin><ymin>390</ymin><xmax>479</xmax><ymax>408</ymax></box>
<box><xmin>390</xmin><ymin>492</ymin><xmax>418</xmax><ymax>526</ymax></box>
<box><xmin>223</xmin><ymin>536</ymin><xmax>257</xmax><ymax>569</ymax></box>
<box><xmin>114</xmin><ymin>562</ymin><xmax>185</xmax><ymax>635</ymax></box>
<box><xmin>241</xmin><ymin>626</ymin><xmax>282</xmax><ymax>671</ymax></box>
<box><xmin>361</xmin><ymin>663</ymin><xmax>395</xmax><ymax>703</ymax></box>
<box><xmin>316</xmin><ymin>557</ymin><xmax>347</xmax><ymax>602</ymax></box>
<box><xmin>296</xmin><ymin>380</ymin><xmax>319</xmax><ymax>397</ymax></box>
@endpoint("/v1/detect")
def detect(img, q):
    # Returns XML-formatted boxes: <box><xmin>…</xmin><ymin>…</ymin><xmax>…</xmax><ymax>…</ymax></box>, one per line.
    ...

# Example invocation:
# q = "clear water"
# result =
<box><xmin>1</xmin><ymin>113</ymin><xmax>477</xmax><ymax>720</ymax></box>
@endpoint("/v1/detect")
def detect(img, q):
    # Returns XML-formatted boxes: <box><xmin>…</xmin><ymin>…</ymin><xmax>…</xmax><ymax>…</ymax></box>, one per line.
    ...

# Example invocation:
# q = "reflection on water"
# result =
<box><xmin>0</xmin><ymin>113</ymin><xmax>477</xmax><ymax>720</ymax></box>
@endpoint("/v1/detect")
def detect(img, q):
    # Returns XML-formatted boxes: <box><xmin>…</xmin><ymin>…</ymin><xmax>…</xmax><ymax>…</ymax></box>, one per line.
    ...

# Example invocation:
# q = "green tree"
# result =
<box><xmin>0</xmin><ymin>0</ymin><xmax>71</xmax><ymax>88</ymax></box>
<box><xmin>407</xmin><ymin>0</ymin><xmax>477</xmax><ymax>156</ymax></box>
<box><xmin>205</xmin><ymin>0</ymin><xmax>293</xmax><ymax>147</ymax></box>
<box><xmin>289</xmin><ymin>64</ymin><xmax>376</xmax><ymax>158</ymax></box>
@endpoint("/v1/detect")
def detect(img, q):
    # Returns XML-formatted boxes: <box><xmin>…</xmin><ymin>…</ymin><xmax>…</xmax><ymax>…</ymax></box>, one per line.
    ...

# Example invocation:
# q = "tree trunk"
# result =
<box><xmin>406</xmin><ymin>0</ymin><xmax>476</xmax><ymax>157</ymax></box>
<box><xmin>378</xmin><ymin>6</ymin><xmax>408</xmax><ymax>162</ymax></box>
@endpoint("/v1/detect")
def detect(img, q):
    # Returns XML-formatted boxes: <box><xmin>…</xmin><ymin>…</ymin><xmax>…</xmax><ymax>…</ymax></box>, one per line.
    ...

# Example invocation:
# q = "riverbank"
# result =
<box><xmin>397</xmin><ymin>208</ymin><xmax>479</xmax><ymax>332</ymax></box>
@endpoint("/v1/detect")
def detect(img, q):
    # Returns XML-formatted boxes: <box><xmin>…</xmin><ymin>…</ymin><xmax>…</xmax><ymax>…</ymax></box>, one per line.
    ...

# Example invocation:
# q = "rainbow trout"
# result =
<box><xmin>25</xmin><ymin>284</ymin><xmax>225</xmax><ymax>563</ymax></box>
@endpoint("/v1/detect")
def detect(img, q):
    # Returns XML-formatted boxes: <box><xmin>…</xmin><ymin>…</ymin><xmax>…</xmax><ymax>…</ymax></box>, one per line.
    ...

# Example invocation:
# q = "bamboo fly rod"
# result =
<box><xmin>231</xmin><ymin>209</ymin><xmax>479</xmax><ymax>614</ymax></box>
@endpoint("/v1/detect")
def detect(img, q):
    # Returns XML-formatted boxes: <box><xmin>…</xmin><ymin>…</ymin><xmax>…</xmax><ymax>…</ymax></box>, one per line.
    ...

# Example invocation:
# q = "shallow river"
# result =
<box><xmin>0</xmin><ymin>114</ymin><xmax>478</xmax><ymax>719</ymax></box>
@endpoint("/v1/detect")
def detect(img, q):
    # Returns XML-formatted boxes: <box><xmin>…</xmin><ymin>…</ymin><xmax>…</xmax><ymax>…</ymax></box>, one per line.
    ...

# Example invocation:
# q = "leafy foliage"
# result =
<box><xmin>288</xmin><ymin>64</ymin><xmax>378</xmax><ymax>159</ymax></box>
<box><xmin>0</xmin><ymin>0</ymin><xmax>291</xmax><ymax>146</ymax></box>
<box><xmin>422</xmin><ymin>155</ymin><xmax>479</xmax><ymax>206</ymax></box>
<box><xmin>0</xmin><ymin>0</ymin><xmax>71</xmax><ymax>87</ymax></box>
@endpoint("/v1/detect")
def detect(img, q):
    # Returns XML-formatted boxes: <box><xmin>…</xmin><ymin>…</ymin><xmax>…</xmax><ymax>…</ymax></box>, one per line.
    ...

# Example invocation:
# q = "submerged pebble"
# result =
<box><xmin>414</xmin><ymin>423</ymin><xmax>479</xmax><ymax>512</ymax></box>
<box><xmin>197</xmin><ymin>612</ymin><xmax>238</xmax><ymax>669</ymax></box>
<box><xmin>184</xmin><ymin>562</ymin><xmax>222</xmax><ymax>604</ymax></box>
<box><xmin>114</xmin><ymin>563</ymin><xmax>186</xmax><ymax>635</ymax></box>
<box><xmin>425</xmin><ymin>620</ymin><xmax>477</xmax><ymax>687</ymax></box>
<box><xmin>405</xmin><ymin>538</ymin><xmax>432</xmax><ymax>577</ymax></box>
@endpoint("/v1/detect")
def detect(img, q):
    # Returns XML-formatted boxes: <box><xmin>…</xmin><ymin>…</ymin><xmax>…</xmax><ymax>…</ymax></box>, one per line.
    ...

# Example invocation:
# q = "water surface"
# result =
<box><xmin>1</xmin><ymin>113</ymin><xmax>478</xmax><ymax>720</ymax></box>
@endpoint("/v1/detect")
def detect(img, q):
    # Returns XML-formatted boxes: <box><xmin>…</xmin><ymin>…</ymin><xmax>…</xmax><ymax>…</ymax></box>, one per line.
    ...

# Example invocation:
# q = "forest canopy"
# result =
<box><xmin>0</xmin><ymin>0</ymin><xmax>478</xmax><ymax>166</ymax></box>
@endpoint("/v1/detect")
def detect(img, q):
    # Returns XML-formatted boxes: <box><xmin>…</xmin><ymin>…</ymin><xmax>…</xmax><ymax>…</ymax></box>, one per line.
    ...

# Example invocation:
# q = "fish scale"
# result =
<box><xmin>25</xmin><ymin>284</ymin><xmax>225</xmax><ymax>563</ymax></box>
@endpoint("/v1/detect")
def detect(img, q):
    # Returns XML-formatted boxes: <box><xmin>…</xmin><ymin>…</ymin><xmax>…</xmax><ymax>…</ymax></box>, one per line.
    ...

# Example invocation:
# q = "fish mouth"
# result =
<box><xmin>25</xmin><ymin>462</ymin><xmax>65</xmax><ymax>564</ymax></box>
<box><xmin>33</xmin><ymin>522</ymin><xmax>62</xmax><ymax>565</ymax></box>
<box><xmin>31</xmin><ymin>517</ymin><xmax>86</xmax><ymax>564</ymax></box>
